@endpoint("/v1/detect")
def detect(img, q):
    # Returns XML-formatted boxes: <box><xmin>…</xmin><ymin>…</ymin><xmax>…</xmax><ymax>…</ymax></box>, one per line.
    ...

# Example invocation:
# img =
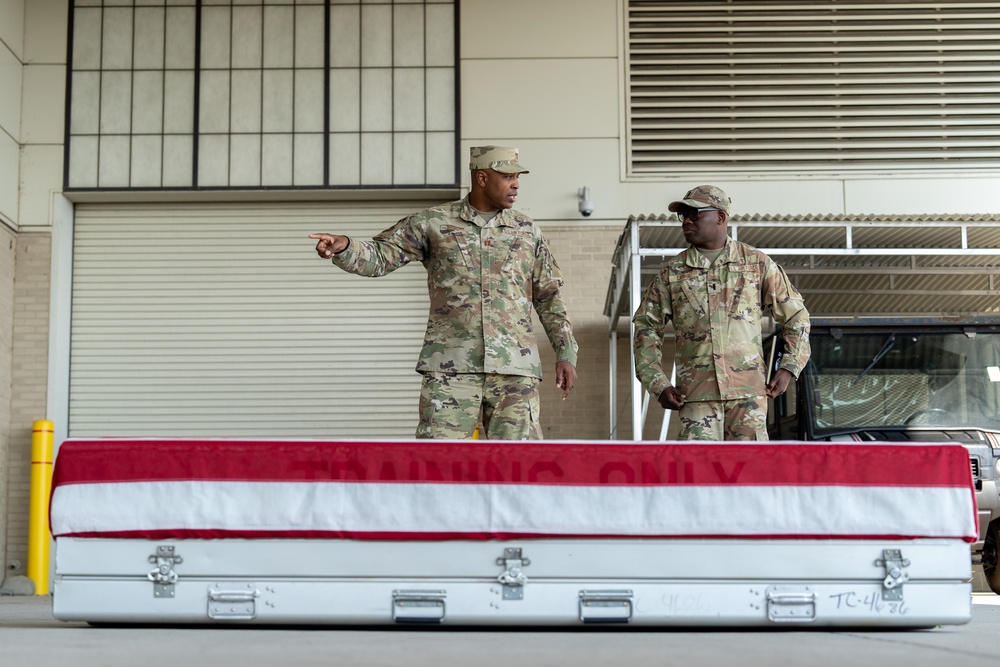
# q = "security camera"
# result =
<box><xmin>578</xmin><ymin>187</ymin><xmax>594</xmax><ymax>217</ymax></box>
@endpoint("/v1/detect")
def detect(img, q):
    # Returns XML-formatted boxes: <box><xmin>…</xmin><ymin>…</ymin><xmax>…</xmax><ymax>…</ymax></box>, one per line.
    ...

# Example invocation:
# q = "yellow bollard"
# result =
<box><xmin>28</xmin><ymin>419</ymin><xmax>54</xmax><ymax>595</ymax></box>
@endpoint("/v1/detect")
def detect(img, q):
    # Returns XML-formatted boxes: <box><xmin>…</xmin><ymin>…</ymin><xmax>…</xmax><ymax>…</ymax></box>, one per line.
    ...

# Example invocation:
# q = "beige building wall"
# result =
<box><xmin>19</xmin><ymin>0</ymin><xmax>65</xmax><ymax>237</ymax></box>
<box><xmin>1</xmin><ymin>0</ymin><xmax>64</xmax><ymax>575</ymax></box>
<box><xmin>7</xmin><ymin>232</ymin><xmax>50</xmax><ymax>572</ymax></box>
<box><xmin>0</xmin><ymin>224</ymin><xmax>14</xmax><ymax>578</ymax></box>
<box><xmin>0</xmin><ymin>0</ymin><xmax>23</xmax><ymax>229</ymax></box>
<box><xmin>460</xmin><ymin>0</ymin><xmax>1000</xmax><ymax>222</ymax></box>
<box><xmin>0</xmin><ymin>0</ymin><xmax>25</xmax><ymax>579</ymax></box>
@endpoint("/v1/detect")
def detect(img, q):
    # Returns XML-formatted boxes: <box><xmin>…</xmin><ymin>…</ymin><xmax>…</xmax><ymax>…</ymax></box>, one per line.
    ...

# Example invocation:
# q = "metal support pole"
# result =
<box><xmin>609</xmin><ymin>328</ymin><xmax>617</xmax><ymax>439</ymax></box>
<box><xmin>28</xmin><ymin>419</ymin><xmax>54</xmax><ymax>595</ymax></box>
<box><xmin>629</xmin><ymin>222</ymin><xmax>644</xmax><ymax>440</ymax></box>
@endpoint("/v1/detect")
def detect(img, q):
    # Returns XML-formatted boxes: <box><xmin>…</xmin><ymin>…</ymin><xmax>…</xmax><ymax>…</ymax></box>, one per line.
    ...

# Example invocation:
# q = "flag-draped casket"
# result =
<box><xmin>50</xmin><ymin>438</ymin><xmax>977</xmax><ymax>627</ymax></box>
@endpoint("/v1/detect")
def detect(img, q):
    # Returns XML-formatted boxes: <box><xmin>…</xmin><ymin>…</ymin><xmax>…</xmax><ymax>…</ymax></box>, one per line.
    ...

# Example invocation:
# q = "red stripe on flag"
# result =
<box><xmin>52</xmin><ymin>438</ymin><xmax>975</xmax><ymax>489</ymax></box>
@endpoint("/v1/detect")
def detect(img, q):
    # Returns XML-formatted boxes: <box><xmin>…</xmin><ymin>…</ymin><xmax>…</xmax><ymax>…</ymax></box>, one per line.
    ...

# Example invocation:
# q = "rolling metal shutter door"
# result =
<box><xmin>70</xmin><ymin>200</ymin><xmax>439</xmax><ymax>438</ymax></box>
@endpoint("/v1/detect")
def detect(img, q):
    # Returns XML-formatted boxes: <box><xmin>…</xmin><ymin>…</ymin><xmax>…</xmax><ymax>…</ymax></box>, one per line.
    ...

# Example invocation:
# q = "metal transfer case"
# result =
<box><xmin>50</xmin><ymin>438</ymin><xmax>977</xmax><ymax>628</ymax></box>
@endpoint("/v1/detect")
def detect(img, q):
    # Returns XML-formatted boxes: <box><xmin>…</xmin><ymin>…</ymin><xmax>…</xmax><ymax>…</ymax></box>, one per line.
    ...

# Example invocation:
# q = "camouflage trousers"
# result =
<box><xmin>416</xmin><ymin>373</ymin><xmax>542</xmax><ymax>440</ymax></box>
<box><xmin>677</xmin><ymin>397</ymin><xmax>768</xmax><ymax>441</ymax></box>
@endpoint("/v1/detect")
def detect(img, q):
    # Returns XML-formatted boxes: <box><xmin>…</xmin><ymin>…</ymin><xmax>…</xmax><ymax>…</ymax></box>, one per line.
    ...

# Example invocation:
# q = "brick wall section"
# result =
<box><xmin>535</xmin><ymin>224</ymin><xmax>624</xmax><ymax>440</ymax></box>
<box><xmin>6</xmin><ymin>232</ymin><xmax>50</xmax><ymax>570</ymax></box>
<box><xmin>535</xmin><ymin>224</ymin><xmax>681</xmax><ymax>442</ymax></box>
<box><xmin>0</xmin><ymin>225</ymin><xmax>15</xmax><ymax>573</ymax></box>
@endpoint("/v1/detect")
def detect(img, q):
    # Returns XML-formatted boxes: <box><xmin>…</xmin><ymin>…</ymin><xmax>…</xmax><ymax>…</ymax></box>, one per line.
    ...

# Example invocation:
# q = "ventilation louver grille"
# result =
<box><xmin>626</xmin><ymin>1</ymin><xmax>1000</xmax><ymax>175</ymax></box>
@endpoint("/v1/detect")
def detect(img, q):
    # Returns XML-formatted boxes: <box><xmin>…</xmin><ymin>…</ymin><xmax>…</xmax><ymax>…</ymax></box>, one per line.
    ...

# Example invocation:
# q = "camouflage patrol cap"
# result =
<box><xmin>469</xmin><ymin>146</ymin><xmax>529</xmax><ymax>174</ymax></box>
<box><xmin>667</xmin><ymin>185</ymin><xmax>731</xmax><ymax>214</ymax></box>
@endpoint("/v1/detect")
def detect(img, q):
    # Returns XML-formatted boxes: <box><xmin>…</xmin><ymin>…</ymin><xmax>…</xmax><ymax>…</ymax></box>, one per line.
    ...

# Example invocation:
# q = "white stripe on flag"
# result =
<box><xmin>50</xmin><ymin>480</ymin><xmax>977</xmax><ymax>539</ymax></box>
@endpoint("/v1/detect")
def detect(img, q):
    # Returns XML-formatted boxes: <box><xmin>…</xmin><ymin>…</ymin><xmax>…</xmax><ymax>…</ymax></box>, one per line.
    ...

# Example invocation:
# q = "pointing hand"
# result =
<box><xmin>308</xmin><ymin>233</ymin><xmax>350</xmax><ymax>258</ymax></box>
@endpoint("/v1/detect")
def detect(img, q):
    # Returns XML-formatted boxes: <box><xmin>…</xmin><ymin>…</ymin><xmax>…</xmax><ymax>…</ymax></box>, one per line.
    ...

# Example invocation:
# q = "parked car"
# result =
<box><xmin>766</xmin><ymin>316</ymin><xmax>1000</xmax><ymax>594</ymax></box>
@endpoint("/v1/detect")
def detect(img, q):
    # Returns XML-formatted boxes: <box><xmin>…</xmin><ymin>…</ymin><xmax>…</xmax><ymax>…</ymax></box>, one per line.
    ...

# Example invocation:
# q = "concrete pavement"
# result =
<box><xmin>2</xmin><ymin>594</ymin><xmax>1000</xmax><ymax>667</ymax></box>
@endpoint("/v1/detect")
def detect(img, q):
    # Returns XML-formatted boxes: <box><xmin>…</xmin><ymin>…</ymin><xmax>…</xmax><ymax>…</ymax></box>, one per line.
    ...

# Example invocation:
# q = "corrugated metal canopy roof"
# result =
<box><xmin>606</xmin><ymin>213</ymin><xmax>1000</xmax><ymax>320</ymax></box>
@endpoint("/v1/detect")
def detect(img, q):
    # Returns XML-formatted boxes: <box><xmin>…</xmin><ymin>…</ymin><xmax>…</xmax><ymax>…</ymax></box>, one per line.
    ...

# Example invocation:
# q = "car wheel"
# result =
<box><xmin>983</xmin><ymin>520</ymin><xmax>1000</xmax><ymax>595</ymax></box>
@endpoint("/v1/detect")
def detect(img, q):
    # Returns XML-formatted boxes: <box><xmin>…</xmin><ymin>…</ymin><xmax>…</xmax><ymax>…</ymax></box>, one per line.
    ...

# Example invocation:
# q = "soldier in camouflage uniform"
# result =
<box><xmin>309</xmin><ymin>146</ymin><xmax>579</xmax><ymax>440</ymax></box>
<box><xmin>631</xmin><ymin>185</ymin><xmax>810</xmax><ymax>440</ymax></box>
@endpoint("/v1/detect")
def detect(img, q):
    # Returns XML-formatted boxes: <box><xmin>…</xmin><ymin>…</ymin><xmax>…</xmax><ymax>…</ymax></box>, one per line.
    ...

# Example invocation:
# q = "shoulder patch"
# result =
<box><xmin>509</xmin><ymin>211</ymin><xmax>536</xmax><ymax>227</ymax></box>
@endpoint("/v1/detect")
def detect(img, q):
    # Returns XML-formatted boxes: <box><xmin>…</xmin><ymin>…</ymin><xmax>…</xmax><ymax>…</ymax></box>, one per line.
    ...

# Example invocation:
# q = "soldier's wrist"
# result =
<box><xmin>650</xmin><ymin>378</ymin><xmax>671</xmax><ymax>396</ymax></box>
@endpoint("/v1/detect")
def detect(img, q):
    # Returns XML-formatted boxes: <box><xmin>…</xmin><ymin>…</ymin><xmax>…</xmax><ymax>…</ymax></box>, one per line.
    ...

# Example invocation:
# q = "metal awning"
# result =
<box><xmin>606</xmin><ymin>213</ymin><xmax>1000</xmax><ymax>440</ymax></box>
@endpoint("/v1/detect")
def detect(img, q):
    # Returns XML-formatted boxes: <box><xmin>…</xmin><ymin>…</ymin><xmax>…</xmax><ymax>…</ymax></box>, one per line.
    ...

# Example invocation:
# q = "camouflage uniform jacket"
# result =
<box><xmin>331</xmin><ymin>197</ymin><xmax>578</xmax><ymax>378</ymax></box>
<box><xmin>632</xmin><ymin>237</ymin><xmax>810</xmax><ymax>402</ymax></box>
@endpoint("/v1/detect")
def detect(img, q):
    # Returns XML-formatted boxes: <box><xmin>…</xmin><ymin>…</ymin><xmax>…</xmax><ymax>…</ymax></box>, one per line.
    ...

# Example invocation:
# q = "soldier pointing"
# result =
<box><xmin>310</xmin><ymin>146</ymin><xmax>578</xmax><ymax>440</ymax></box>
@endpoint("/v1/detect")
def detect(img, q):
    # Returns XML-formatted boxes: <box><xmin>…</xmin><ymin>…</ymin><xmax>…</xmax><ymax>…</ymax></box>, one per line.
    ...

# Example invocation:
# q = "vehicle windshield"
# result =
<box><xmin>804</xmin><ymin>329</ymin><xmax>1000</xmax><ymax>433</ymax></box>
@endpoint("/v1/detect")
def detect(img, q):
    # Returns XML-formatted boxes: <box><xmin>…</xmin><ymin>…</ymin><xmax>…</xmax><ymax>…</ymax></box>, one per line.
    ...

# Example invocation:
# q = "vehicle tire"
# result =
<box><xmin>982</xmin><ymin>520</ymin><xmax>1000</xmax><ymax>595</ymax></box>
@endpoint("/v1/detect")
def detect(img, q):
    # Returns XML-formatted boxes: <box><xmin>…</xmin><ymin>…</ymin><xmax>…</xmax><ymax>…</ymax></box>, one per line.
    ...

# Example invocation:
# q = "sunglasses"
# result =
<box><xmin>675</xmin><ymin>207</ymin><xmax>720</xmax><ymax>223</ymax></box>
